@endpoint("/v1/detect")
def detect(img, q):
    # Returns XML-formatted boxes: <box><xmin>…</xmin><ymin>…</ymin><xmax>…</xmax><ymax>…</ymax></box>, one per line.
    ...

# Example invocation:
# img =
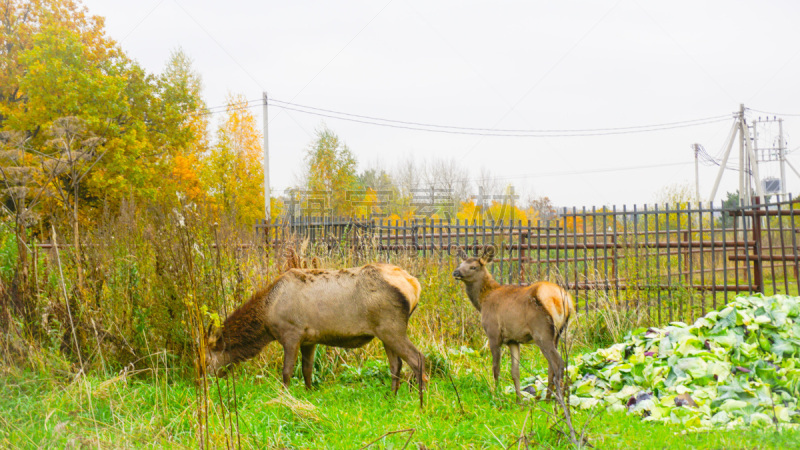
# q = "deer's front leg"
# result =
<box><xmin>509</xmin><ymin>342</ymin><xmax>522</xmax><ymax>402</ymax></box>
<box><xmin>488</xmin><ymin>336</ymin><xmax>502</xmax><ymax>391</ymax></box>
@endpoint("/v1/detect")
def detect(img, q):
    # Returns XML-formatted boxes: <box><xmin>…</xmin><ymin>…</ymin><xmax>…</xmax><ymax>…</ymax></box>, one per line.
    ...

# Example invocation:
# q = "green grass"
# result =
<box><xmin>2</xmin><ymin>346</ymin><xmax>799</xmax><ymax>449</ymax></box>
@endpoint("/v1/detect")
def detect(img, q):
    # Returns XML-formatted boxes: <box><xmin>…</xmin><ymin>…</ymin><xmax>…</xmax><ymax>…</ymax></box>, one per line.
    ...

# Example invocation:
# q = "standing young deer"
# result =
<box><xmin>205</xmin><ymin>263</ymin><xmax>426</xmax><ymax>405</ymax></box>
<box><xmin>452</xmin><ymin>247</ymin><xmax>574</xmax><ymax>401</ymax></box>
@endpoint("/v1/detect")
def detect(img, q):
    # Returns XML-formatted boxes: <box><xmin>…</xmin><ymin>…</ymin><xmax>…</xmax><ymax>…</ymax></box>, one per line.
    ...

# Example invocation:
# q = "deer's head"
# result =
<box><xmin>452</xmin><ymin>246</ymin><xmax>495</xmax><ymax>284</ymax></box>
<box><xmin>204</xmin><ymin>324</ymin><xmax>230</xmax><ymax>376</ymax></box>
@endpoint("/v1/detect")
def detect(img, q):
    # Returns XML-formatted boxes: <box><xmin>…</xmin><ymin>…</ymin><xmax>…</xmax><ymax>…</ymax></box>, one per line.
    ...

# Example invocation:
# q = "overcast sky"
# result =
<box><xmin>82</xmin><ymin>0</ymin><xmax>800</xmax><ymax>209</ymax></box>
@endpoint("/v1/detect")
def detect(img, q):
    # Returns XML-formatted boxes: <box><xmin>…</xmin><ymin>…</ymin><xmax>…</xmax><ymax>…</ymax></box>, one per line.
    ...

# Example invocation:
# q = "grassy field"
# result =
<box><xmin>3</xmin><ymin>213</ymin><xmax>799</xmax><ymax>448</ymax></box>
<box><xmin>2</xmin><ymin>343</ymin><xmax>799</xmax><ymax>449</ymax></box>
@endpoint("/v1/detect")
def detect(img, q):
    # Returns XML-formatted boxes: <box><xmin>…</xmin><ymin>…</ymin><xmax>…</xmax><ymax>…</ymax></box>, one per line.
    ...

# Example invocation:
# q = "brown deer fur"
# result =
<box><xmin>453</xmin><ymin>247</ymin><xmax>574</xmax><ymax>401</ymax></box>
<box><xmin>206</xmin><ymin>263</ymin><xmax>426</xmax><ymax>401</ymax></box>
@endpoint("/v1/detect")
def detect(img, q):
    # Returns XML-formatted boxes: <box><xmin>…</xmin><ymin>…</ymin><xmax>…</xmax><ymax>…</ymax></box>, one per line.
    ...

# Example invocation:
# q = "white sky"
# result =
<box><xmin>82</xmin><ymin>0</ymin><xmax>800</xmax><ymax>209</ymax></box>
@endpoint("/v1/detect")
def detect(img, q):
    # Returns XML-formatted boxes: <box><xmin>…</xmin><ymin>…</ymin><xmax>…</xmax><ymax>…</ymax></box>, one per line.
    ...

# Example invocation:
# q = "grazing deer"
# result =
<box><xmin>206</xmin><ymin>263</ymin><xmax>426</xmax><ymax>405</ymax></box>
<box><xmin>452</xmin><ymin>247</ymin><xmax>574</xmax><ymax>401</ymax></box>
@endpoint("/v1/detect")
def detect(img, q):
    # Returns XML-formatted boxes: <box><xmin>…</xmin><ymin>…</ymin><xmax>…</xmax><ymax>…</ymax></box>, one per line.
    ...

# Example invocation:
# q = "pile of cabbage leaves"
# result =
<box><xmin>522</xmin><ymin>295</ymin><xmax>800</xmax><ymax>430</ymax></box>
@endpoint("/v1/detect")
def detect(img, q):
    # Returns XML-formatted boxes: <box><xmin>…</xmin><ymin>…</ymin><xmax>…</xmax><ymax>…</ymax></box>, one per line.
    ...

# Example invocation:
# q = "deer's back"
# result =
<box><xmin>266</xmin><ymin>264</ymin><xmax>420</xmax><ymax>339</ymax></box>
<box><xmin>481</xmin><ymin>281</ymin><xmax>573</xmax><ymax>343</ymax></box>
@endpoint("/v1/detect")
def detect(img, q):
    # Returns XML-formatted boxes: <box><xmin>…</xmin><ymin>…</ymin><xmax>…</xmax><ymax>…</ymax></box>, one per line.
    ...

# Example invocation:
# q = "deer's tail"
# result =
<box><xmin>550</xmin><ymin>286</ymin><xmax>575</xmax><ymax>342</ymax></box>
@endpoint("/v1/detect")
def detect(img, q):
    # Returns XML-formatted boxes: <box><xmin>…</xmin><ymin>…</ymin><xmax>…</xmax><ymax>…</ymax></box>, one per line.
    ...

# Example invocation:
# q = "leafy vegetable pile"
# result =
<box><xmin>523</xmin><ymin>295</ymin><xmax>800</xmax><ymax>430</ymax></box>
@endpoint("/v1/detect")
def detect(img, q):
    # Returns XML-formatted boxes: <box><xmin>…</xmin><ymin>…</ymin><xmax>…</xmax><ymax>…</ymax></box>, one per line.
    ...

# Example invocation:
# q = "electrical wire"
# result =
<box><xmin>190</xmin><ymin>103</ymin><xmax>261</xmax><ymax>118</ymax></box>
<box><xmin>747</xmin><ymin>108</ymin><xmax>800</xmax><ymax>118</ymax></box>
<box><xmin>190</xmin><ymin>98</ymin><xmax>262</xmax><ymax>117</ymax></box>
<box><xmin>271</xmin><ymin>103</ymin><xmax>732</xmax><ymax>137</ymax></box>
<box><xmin>270</xmin><ymin>99</ymin><xmax>733</xmax><ymax>134</ymax></box>
<box><xmin>187</xmin><ymin>98</ymin><xmax>734</xmax><ymax>137</ymax></box>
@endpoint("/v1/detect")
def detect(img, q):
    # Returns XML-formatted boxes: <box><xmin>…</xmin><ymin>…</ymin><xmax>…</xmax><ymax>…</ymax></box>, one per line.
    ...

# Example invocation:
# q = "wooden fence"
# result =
<box><xmin>257</xmin><ymin>197</ymin><xmax>800</xmax><ymax>325</ymax></box>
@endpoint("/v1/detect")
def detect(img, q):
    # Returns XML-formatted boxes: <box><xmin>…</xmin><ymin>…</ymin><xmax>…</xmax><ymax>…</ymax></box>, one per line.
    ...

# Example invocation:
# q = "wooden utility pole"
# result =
<box><xmin>779</xmin><ymin>118</ymin><xmax>787</xmax><ymax>199</ymax></box>
<box><xmin>693</xmin><ymin>143</ymin><xmax>701</xmax><ymax>204</ymax></box>
<box><xmin>263</xmin><ymin>92</ymin><xmax>271</xmax><ymax>221</ymax></box>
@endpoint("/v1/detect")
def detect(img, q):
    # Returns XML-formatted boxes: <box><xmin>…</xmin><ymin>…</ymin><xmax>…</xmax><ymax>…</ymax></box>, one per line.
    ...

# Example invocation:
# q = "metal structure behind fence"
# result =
<box><xmin>257</xmin><ymin>197</ymin><xmax>800</xmax><ymax>326</ymax></box>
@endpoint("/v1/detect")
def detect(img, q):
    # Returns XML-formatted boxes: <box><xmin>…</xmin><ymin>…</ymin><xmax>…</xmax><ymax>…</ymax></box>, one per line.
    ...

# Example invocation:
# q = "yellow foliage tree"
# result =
<box><xmin>201</xmin><ymin>93</ymin><xmax>264</xmax><ymax>225</ymax></box>
<box><xmin>456</xmin><ymin>199</ymin><xmax>530</xmax><ymax>223</ymax></box>
<box><xmin>654</xmin><ymin>182</ymin><xmax>696</xmax><ymax>231</ymax></box>
<box><xmin>302</xmin><ymin>127</ymin><xmax>359</xmax><ymax>216</ymax></box>
<box><xmin>160</xmin><ymin>48</ymin><xmax>208</xmax><ymax>203</ymax></box>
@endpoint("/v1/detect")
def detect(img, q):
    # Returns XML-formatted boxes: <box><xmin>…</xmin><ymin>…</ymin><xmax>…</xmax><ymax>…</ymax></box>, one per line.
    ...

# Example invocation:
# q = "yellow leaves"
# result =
<box><xmin>199</xmin><ymin>93</ymin><xmax>265</xmax><ymax>224</ymax></box>
<box><xmin>171</xmin><ymin>152</ymin><xmax>204</xmax><ymax>202</ymax></box>
<box><xmin>303</xmin><ymin>127</ymin><xmax>359</xmax><ymax>216</ymax></box>
<box><xmin>456</xmin><ymin>199</ymin><xmax>528</xmax><ymax>223</ymax></box>
<box><xmin>349</xmin><ymin>187</ymin><xmax>384</xmax><ymax>217</ymax></box>
<box><xmin>562</xmin><ymin>215</ymin><xmax>585</xmax><ymax>233</ymax></box>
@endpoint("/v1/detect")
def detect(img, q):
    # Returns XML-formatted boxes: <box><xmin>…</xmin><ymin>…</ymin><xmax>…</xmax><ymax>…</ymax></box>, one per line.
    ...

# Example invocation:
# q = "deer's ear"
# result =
<box><xmin>206</xmin><ymin>323</ymin><xmax>223</xmax><ymax>341</ymax></box>
<box><xmin>457</xmin><ymin>247</ymin><xmax>468</xmax><ymax>260</ymax></box>
<box><xmin>481</xmin><ymin>246</ymin><xmax>496</xmax><ymax>263</ymax></box>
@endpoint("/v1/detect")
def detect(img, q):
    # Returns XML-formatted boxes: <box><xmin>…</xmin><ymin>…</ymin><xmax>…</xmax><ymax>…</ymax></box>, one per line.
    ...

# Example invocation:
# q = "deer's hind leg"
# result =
<box><xmin>533</xmin><ymin>332</ymin><xmax>564</xmax><ymax>400</ymax></box>
<box><xmin>300</xmin><ymin>344</ymin><xmax>317</xmax><ymax>389</ymax></box>
<box><xmin>384</xmin><ymin>343</ymin><xmax>403</xmax><ymax>394</ymax></box>
<box><xmin>375</xmin><ymin>322</ymin><xmax>426</xmax><ymax>406</ymax></box>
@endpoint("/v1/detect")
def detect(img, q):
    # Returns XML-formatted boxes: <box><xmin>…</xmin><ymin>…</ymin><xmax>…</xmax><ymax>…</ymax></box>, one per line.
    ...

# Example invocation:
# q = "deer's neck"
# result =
<box><xmin>218</xmin><ymin>288</ymin><xmax>274</xmax><ymax>363</ymax></box>
<box><xmin>464</xmin><ymin>270</ymin><xmax>501</xmax><ymax>312</ymax></box>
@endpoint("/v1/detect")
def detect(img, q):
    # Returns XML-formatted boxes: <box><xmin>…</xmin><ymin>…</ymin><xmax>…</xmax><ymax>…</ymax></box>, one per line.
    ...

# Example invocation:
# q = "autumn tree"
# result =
<box><xmin>527</xmin><ymin>196</ymin><xmax>557</xmax><ymax>222</ymax></box>
<box><xmin>0</xmin><ymin>131</ymin><xmax>38</xmax><ymax>319</ymax></box>
<box><xmin>457</xmin><ymin>185</ymin><xmax>528</xmax><ymax>223</ymax></box>
<box><xmin>201</xmin><ymin>93</ymin><xmax>264</xmax><ymax>224</ymax></box>
<box><xmin>1</xmin><ymin>1</ymin><xmax>208</xmax><ymax>210</ymax></box>
<box><xmin>389</xmin><ymin>156</ymin><xmax>472</xmax><ymax>220</ymax></box>
<box><xmin>719</xmin><ymin>191</ymin><xmax>740</xmax><ymax>228</ymax></box>
<box><xmin>391</xmin><ymin>157</ymin><xmax>420</xmax><ymax>219</ymax></box>
<box><xmin>160</xmin><ymin>49</ymin><xmax>208</xmax><ymax>202</ymax></box>
<box><xmin>356</xmin><ymin>167</ymin><xmax>399</xmax><ymax>218</ymax></box>
<box><xmin>44</xmin><ymin>117</ymin><xmax>103</xmax><ymax>289</ymax></box>
<box><xmin>1</xmin><ymin>0</ymin><xmax>129</xmax><ymax>141</ymax></box>
<box><xmin>654</xmin><ymin>182</ymin><xmax>696</xmax><ymax>231</ymax></box>
<box><xmin>301</xmin><ymin>127</ymin><xmax>358</xmax><ymax>216</ymax></box>
<box><xmin>475</xmin><ymin>166</ymin><xmax>502</xmax><ymax>200</ymax></box>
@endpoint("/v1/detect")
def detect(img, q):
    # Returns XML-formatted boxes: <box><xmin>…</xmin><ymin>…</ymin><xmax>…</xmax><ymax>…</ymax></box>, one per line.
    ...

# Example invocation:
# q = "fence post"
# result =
<box><xmin>682</xmin><ymin>230</ymin><xmax>689</xmax><ymax>286</ymax></box>
<box><xmin>752</xmin><ymin>199</ymin><xmax>765</xmax><ymax>293</ymax></box>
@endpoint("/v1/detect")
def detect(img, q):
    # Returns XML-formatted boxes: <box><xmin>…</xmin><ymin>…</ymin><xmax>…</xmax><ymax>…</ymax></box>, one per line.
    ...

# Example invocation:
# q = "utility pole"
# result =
<box><xmin>693</xmin><ymin>143</ymin><xmax>701</xmax><ymax>204</ymax></box>
<box><xmin>709</xmin><ymin>119</ymin><xmax>738</xmax><ymax>203</ymax></box>
<box><xmin>743</xmin><ymin>104</ymin><xmax>765</xmax><ymax>204</ymax></box>
<box><xmin>708</xmin><ymin>104</ymin><xmax>764</xmax><ymax>205</ymax></box>
<box><xmin>780</xmin><ymin>118</ymin><xmax>787</xmax><ymax>200</ymax></box>
<box><xmin>752</xmin><ymin>121</ymin><xmax>759</xmax><ymax>196</ymax></box>
<box><xmin>738</xmin><ymin>104</ymin><xmax>747</xmax><ymax>206</ymax></box>
<box><xmin>262</xmin><ymin>92</ymin><xmax>271</xmax><ymax>221</ymax></box>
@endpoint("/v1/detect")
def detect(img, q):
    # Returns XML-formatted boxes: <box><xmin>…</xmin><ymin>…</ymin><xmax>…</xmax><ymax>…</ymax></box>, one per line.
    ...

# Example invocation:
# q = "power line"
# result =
<box><xmin>270</xmin><ymin>103</ymin><xmax>732</xmax><ymax>137</ymax></box>
<box><xmin>188</xmin><ymin>98</ymin><xmax>733</xmax><ymax>137</ymax></box>
<box><xmin>270</xmin><ymin>99</ymin><xmax>732</xmax><ymax>134</ymax></box>
<box><xmin>747</xmin><ymin>108</ymin><xmax>800</xmax><ymax>118</ymax></box>
<box><xmin>188</xmin><ymin>96</ymin><xmax>743</xmax><ymax>138</ymax></box>
<box><xmin>696</xmin><ymin>143</ymin><xmax>740</xmax><ymax>170</ymax></box>
<box><xmin>189</xmin><ymin>99</ymin><xmax>262</xmax><ymax>118</ymax></box>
